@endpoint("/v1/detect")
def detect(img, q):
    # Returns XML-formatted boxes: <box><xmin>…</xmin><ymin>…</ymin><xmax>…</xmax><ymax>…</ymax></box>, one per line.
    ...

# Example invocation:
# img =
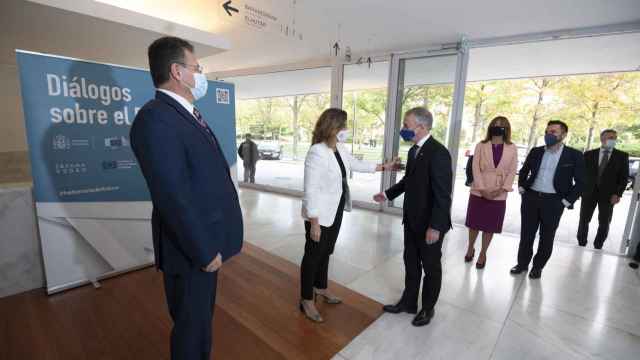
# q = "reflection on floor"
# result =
<box><xmin>239</xmin><ymin>158</ymin><xmax>633</xmax><ymax>253</ymax></box>
<box><xmin>240</xmin><ymin>188</ymin><xmax>640</xmax><ymax>360</ymax></box>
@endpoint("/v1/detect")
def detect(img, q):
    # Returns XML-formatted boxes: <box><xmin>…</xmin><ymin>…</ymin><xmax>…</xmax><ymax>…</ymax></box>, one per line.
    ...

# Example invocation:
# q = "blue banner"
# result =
<box><xmin>16</xmin><ymin>51</ymin><xmax>237</xmax><ymax>203</ymax></box>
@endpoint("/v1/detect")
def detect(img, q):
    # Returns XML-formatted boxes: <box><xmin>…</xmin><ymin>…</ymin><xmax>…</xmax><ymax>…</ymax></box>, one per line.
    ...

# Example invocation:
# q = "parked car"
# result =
<box><xmin>258</xmin><ymin>142</ymin><xmax>283</xmax><ymax>160</ymax></box>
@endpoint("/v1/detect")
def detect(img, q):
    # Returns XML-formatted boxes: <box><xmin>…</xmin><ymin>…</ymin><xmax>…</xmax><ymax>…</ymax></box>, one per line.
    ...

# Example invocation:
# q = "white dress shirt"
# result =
<box><xmin>599</xmin><ymin>147</ymin><xmax>612</xmax><ymax>166</ymax></box>
<box><xmin>531</xmin><ymin>144</ymin><xmax>564</xmax><ymax>193</ymax></box>
<box><xmin>382</xmin><ymin>133</ymin><xmax>431</xmax><ymax>200</ymax></box>
<box><xmin>524</xmin><ymin>144</ymin><xmax>571</xmax><ymax>207</ymax></box>
<box><xmin>158</xmin><ymin>89</ymin><xmax>195</xmax><ymax>119</ymax></box>
<box><xmin>414</xmin><ymin>134</ymin><xmax>431</xmax><ymax>154</ymax></box>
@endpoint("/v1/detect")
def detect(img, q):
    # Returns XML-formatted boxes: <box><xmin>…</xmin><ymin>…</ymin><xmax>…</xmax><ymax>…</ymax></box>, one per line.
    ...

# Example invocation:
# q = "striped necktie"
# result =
<box><xmin>598</xmin><ymin>149</ymin><xmax>610</xmax><ymax>181</ymax></box>
<box><xmin>192</xmin><ymin>108</ymin><xmax>216</xmax><ymax>140</ymax></box>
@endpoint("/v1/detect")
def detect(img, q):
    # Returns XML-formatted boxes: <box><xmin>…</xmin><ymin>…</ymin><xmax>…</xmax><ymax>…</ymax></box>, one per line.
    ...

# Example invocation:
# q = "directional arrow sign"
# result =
<box><xmin>222</xmin><ymin>0</ymin><xmax>239</xmax><ymax>17</ymax></box>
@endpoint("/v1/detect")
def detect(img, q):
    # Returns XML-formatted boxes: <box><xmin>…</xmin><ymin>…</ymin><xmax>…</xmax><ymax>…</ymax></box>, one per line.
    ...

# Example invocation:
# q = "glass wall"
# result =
<box><xmin>225</xmin><ymin>32</ymin><xmax>640</xmax><ymax>254</ymax></box>
<box><xmin>342</xmin><ymin>61</ymin><xmax>390</xmax><ymax>204</ymax></box>
<box><xmin>226</xmin><ymin>67</ymin><xmax>332</xmax><ymax>191</ymax></box>
<box><xmin>390</xmin><ymin>54</ymin><xmax>458</xmax><ymax>209</ymax></box>
<box><xmin>455</xmin><ymin>33</ymin><xmax>640</xmax><ymax>253</ymax></box>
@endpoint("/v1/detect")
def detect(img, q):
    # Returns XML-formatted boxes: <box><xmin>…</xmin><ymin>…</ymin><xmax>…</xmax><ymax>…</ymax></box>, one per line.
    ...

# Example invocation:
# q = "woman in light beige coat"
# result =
<box><xmin>464</xmin><ymin>116</ymin><xmax>518</xmax><ymax>268</ymax></box>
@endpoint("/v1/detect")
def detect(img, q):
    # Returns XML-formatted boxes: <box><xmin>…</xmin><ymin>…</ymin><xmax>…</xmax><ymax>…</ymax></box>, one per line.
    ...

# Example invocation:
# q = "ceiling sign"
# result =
<box><xmin>218</xmin><ymin>0</ymin><xmax>303</xmax><ymax>40</ymax></box>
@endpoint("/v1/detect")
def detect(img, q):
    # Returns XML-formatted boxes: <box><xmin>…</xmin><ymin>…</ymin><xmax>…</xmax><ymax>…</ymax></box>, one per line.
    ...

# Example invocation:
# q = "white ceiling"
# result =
<box><xmin>202</xmin><ymin>0</ymin><xmax>640</xmax><ymax>73</ymax></box>
<box><xmin>225</xmin><ymin>32</ymin><xmax>640</xmax><ymax>99</ymax></box>
<box><xmin>52</xmin><ymin>0</ymin><xmax>640</xmax><ymax>74</ymax></box>
<box><xmin>4</xmin><ymin>0</ymin><xmax>639</xmax><ymax>84</ymax></box>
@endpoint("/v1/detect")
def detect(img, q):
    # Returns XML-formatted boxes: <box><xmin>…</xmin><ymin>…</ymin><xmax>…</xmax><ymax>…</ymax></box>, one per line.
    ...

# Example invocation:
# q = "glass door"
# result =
<box><xmin>623</xmin><ymin>171</ymin><xmax>640</xmax><ymax>255</ymax></box>
<box><xmin>382</xmin><ymin>48</ymin><xmax>469</xmax><ymax>213</ymax></box>
<box><xmin>342</xmin><ymin>60</ymin><xmax>390</xmax><ymax>208</ymax></box>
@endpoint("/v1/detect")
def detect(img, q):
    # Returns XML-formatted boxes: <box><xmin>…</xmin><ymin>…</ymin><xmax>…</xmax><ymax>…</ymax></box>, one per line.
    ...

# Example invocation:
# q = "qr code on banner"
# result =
<box><xmin>216</xmin><ymin>88</ymin><xmax>230</xmax><ymax>104</ymax></box>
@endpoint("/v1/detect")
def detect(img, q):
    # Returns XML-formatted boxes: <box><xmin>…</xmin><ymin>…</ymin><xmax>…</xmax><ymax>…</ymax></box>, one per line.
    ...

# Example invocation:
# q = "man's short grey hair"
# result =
<box><xmin>405</xmin><ymin>107</ymin><xmax>433</xmax><ymax>129</ymax></box>
<box><xmin>600</xmin><ymin>129</ymin><xmax>616</xmax><ymax>138</ymax></box>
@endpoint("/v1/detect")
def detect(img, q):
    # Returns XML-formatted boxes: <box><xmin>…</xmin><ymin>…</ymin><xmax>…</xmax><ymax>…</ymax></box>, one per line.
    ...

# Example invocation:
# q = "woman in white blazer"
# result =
<box><xmin>300</xmin><ymin>108</ymin><xmax>397</xmax><ymax>322</ymax></box>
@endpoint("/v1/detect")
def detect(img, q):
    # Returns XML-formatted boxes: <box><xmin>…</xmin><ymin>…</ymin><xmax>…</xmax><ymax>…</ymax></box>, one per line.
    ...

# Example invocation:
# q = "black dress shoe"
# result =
<box><xmin>383</xmin><ymin>301</ymin><xmax>417</xmax><ymax>314</ymax></box>
<box><xmin>529</xmin><ymin>268</ymin><xmax>542</xmax><ymax>279</ymax></box>
<box><xmin>629</xmin><ymin>262</ymin><xmax>639</xmax><ymax>269</ymax></box>
<box><xmin>578</xmin><ymin>241</ymin><xmax>587</xmax><ymax>247</ymax></box>
<box><xmin>411</xmin><ymin>308</ymin><xmax>435</xmax><ymax>327</ymax></box>
<box><xmin>510</xmin><ymin>265</ymin><xmax>527</xmax><ymax>275</ymax></box>
<box><xmin>594</xmin><ymin>243</ymin><xmax>603</xmax><ymax>250</ymax></box>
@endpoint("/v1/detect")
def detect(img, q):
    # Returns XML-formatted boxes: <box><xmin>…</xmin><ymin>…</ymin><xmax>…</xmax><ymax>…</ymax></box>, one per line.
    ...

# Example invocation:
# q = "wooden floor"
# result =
<box><xmin>0</xmin><ymin>243</ymin><xmax>382</xmax><ymax>360</ymax></box>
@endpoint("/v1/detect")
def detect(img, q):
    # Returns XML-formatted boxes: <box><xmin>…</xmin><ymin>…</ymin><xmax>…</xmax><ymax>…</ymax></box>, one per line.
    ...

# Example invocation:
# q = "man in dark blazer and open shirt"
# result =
<box><xmin>511</xmin><ymin>120</ymin><xmax>585</xmax><ymax>279</ymax></box>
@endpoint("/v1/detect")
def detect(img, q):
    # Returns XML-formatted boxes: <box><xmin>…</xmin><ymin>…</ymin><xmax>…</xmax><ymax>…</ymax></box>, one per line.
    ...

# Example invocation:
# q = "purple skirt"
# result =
<box><xmin>465</xmin><ymin>194</ymin><xmax>506</xmax><ymax>233</ymax></box>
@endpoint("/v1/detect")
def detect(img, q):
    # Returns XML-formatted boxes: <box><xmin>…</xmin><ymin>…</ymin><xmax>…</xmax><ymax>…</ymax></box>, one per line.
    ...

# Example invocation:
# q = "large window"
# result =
<box><xmin>226</xmin><ymin>67</ymin><xmax>332</xmax><ymax>191</ymax></box>
<box><xmin>342</xmin><ymin>61</ymin><xmax>390</xmax><ymax>205</ymax></box>
<box><xmin>455</xmin><ymin>32</ymin><xmax>640</xmax><ymax>253</ymax></box>
<box><xmin>390</xmin><ymin>54</ymin><xmax>458</xmax><ymax>209</ymax></box>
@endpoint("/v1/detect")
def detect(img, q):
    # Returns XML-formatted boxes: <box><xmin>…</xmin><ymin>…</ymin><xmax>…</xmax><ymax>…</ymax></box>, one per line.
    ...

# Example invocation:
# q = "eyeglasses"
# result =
<box><xmin>176</xmin><ymin>62</ymin><xmax>204</xmax><ymax>74</ymax></box>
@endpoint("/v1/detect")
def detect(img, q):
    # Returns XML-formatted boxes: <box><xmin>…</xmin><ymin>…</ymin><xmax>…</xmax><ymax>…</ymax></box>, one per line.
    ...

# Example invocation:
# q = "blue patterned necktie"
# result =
<box><xmin>192</xmin><ymin>107</ymin><xmax>230</xmax><ymax>172</ymax></box>
<box><xmin>193</xmin><ymin>108</ymin><xmax>213</xmax><ymax>136</ymax></box>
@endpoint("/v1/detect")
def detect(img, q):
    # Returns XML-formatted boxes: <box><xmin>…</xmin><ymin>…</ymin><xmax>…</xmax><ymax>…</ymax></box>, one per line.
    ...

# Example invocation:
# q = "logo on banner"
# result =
<box><xmin>104</xmin><ymin>136</ymin><xmax>130</xmax><ymax>150</ymax></box>
<box><xmin>55</xmin><ymin>162</ymin><xmax>87</xmax><ymax>175</ymax></box>
<box><xmin>102</xmin><ymin>159</ymin><xmax>138</xmax><ymax>171</ymax></box>
<box><xmin>53</xmin><ymin>135</ymin><xmax>71</xmax><ymax>150</ymax></box>
<box><xmin>216</xmin><ymin>88</ymin><xmax>230</xmax><ymax>104</ymax></box>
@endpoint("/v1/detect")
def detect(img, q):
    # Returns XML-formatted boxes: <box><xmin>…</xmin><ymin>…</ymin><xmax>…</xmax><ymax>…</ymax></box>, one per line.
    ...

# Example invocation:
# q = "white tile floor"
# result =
<box><xmin>239</xmin><ymin>189</ymin><xmax>640</xmax><ymax>360</ymax></box>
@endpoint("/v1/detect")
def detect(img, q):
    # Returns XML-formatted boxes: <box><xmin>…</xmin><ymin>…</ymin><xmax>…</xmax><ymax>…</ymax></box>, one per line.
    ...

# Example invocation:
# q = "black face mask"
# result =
<box><xmin>489</xmin><ymin>126</ymin><xmax>506</xmax><ymax>137</ymax></box>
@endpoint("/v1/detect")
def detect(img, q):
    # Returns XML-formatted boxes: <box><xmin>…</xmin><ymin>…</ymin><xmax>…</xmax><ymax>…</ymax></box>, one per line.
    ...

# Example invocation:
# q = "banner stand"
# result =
<box><xmin>16</xmin><ymin>50</ymin><xmax>237</xmax><ymax>294</ymax></box>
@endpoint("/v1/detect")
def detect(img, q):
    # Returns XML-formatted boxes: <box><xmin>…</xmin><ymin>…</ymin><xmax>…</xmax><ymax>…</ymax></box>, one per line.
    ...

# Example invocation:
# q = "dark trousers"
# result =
<box><xmin>634</xmin><ymin>241</ymin><xmax>640</xmax><ymax>262</ymax></box>
<box><xmin>243</xmin><ymin>164</ymin><xmax>256</xmax><ymax>183</ymax></box>
<box><xmin>577</xmin><ymin>189</ymin><xmax>614</xmax><ymax>247</ymax></box>
<box><xmin>300</xmin><ymin>195</ymin><xmax>345</xmax><ymax>300</ymax></box>
<box><xmin>518</xmin><ymin>191</ymin><xmax>565</xmax><ymax>270</ymax></box>
<box><xmin>401</xmin><ymin>225</ymin><xmax>444</xmax><ymax>311</ymax></box>
<box><xmin>163</xmin><ymin>269</ymin><xmax>218</xmax><ymax>360</ymax></box>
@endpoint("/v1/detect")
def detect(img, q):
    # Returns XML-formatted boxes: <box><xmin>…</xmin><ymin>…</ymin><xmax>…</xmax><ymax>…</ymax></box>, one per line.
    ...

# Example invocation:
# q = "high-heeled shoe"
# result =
<box><xmin>315</xmin><ymin>290</ymin><xmax>342</xmax><ymax>304</ymax></box>
<box><xmin>299</xmin><ymin>301</ymin><xmax>324</xmax><ymax>323</ymax></box>
<box><xmin>476</xmin><ymin>259</ymin><xmax>486</xmax><ymax>269</ymax></box>
<box><xmin>464</xmin><ymin>249</ymin><xmax>475</xmax><ymax>263</ymax></box>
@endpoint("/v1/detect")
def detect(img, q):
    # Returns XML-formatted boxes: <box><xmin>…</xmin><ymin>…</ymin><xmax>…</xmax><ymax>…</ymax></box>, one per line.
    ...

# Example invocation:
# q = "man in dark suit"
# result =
<box><xmin>577</xmin><ymin>129</ymin><xmax>629</xmax><ymax>249</ymax></box>
<box><xmin>130</xmin><ymin>37</ymin><xmax>243</xmax><ymax>360</ymax></box>
<box><xmin>511</xmin><ymin>120</ymin><xmax>585</xmax><ymax>279</ymax></box>
<box><xmin>373</xmin><ymin>107</ymin><xmax>452</xmax><ymax>327</ymax></box>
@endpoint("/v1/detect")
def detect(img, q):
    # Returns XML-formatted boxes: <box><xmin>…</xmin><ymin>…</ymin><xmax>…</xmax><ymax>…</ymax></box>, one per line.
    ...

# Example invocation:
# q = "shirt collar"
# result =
<box><xmin>545</xmin><ymin>143</ymin><xmax>564</xmax><ymax>154</ymax></box>
<box><xmin>158</xmin><ymin>89</ymin><xmax>194</xmax><ymax>117</ymax></box>
<box><xmin>415</xmin><ymin>133</ymin><xmax>431</xmax><ymax>149</ymax></box>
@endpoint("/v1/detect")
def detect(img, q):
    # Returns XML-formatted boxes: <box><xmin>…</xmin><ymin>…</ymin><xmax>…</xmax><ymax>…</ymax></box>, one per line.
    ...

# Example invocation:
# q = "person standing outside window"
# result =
<box><xmin>238</xmin><ymin>133</ymin><xmax>259</xmax><ymax>183</ymax></box>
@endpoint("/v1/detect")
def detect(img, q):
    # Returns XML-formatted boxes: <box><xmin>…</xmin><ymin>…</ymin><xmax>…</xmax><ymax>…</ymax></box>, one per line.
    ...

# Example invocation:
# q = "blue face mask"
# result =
<box><xmin>544</xmin><ymin>133</ymin><xmax>560</xmax><ymax>147</ymax></box>
<box><xmin>400</xmin><ymin>128</ymin><xmax>416</xmax><ymax>142</ymax></box>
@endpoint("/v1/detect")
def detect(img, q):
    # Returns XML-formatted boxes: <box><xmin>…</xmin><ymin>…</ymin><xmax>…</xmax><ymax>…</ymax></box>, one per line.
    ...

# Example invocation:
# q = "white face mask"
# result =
<box><xmin>190</xmin><ymin>73</ymin><xmax>208</xmax><ymax>101</ymax></box>
<box><xmin>181</xmin><ymin>70</ymin><xmax>208</xmax><ymax>101</ymax></box>
<box><xmin>604</xmin><ymin>139</ymin><xmax>617</xmax><ymax>149</ymax></box>
<box><xmin>336</xmin><ymin>129</ymin><xmax>350</xmax><ymax>143</ymax></box>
